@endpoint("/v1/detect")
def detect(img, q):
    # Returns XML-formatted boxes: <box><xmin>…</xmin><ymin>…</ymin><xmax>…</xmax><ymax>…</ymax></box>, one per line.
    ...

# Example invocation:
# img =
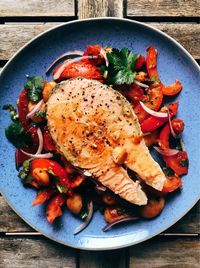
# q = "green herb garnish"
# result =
<box><xmin>5</xmin><ymin>121</ymin><xmax>31</xmax><ymax>148</ymax></box>
<box><xmin>34</xmin><ymin>109</ymin><xmax>46</xmax><ymax>118</ymax></box>
<box><xmin>3</xmin><ymin>104</ymin><xmax>19</xmax><ymax>121</ymax></box>
<box><xmin>105</xmin><ymin>48</ymin><xmax>139</xmax><ymax>85</ymax></box>
<box><xmin>18</xmin><ymin>160</ymin><xmax>31</xmax><ymax>182</ymax></box>
<box><xmin>180</xmin><ymin>159</ymin><xmax>189</xmax><ymax>167</ymax></box>
<box><xmin>24</xmin><ymin>76</ymin><xmax>44</xmax><ymax>102</ymax></box>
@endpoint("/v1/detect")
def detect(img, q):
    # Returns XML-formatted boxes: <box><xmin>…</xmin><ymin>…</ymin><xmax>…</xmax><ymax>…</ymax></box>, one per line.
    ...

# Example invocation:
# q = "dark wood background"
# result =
<box><xmin>0</xmin><ymin>1</ymin><xmax>199</xmax><ymax>267</ymax></box>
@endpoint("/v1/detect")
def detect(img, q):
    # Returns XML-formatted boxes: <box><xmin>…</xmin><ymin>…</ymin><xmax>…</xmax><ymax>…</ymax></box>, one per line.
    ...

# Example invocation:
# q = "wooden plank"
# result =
<box><xmin>129</xmin><ymin>237</ymin><xmax>200</xmax><ymax>268</ymax></box>
<box><xmin>0</xmin><ymin>237</ymin><xmax>76</xmax><ymax>268</ymax></box>
<box><xmin>0</xmin><ymin>0</ymin><xmax>74</xmax><ymax>17</ymax></box>
<box><xmin>0</xmin><ymin>23</ymin><xmax>199</xmax><ymax>61</ymax></box>
<box><xmin>127</xmin><ymin>0</ymin><xmax>200</xmax><ymax>17</ymax></box>
<box><xmin>79</xmin><ymin>249</ymin><xmax>127</xmax><ymax>268</ymax></box>
<box><xmin>77</xmin><ymin>0</ymin><xmax>123</xmax><ymax>19</ymax></box>
<box><xmin>1</xmin><ymin>195</ymin><xmax>199</xmax><ymax>234</ymax></box>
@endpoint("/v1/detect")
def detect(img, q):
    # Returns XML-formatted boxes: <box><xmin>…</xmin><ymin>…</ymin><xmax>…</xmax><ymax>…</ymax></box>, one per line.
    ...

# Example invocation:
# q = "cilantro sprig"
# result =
<box><xmin>24</xmin><ymin>76</ymin><xmax>44</xmax><ymax>102</ymax></box>
<box><xmin>104</xmin><ymin>48</ymin><xmax>140</xmax><ymax>86</ymax></box>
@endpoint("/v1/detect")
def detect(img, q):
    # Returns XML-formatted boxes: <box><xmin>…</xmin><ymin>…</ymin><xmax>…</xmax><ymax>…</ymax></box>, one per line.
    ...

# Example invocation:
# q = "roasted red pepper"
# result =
<box><xmin>32</xmin><ymin>188</ymin><xmax>54</xmax><ymax>206</ymax></box>
<box><xmin>31</xmin><ymin>159</ymin><xmax>70</xmax><ymax>188</ymax></box>
<box><xmin>146</xmin><ymin>46</ymin><xmax>160</xmax><ymax>81</ymax></box>
<box><xmin>141</xmin><ymin>102</ymin><xmax>179</xmax><ymax>133</ymax></box>
<box><xmin>134</xmin><ymin>55</ymin><xmax>146</xmax><ymax>70</ymax></box>
<box><xmin>162</xmin><ymin>80</ymin><xmax>182</xmax><ymax>96</ymax></box>
<box><xmin>134</xmin><ymin>83</ymin><xmax>164</xmax><ymax>123</ymax></box>
<box><xmin>43</xmin><ymin>129</ymin><xmax>57</xmax><ymax>151</ymax></box>
<box><xmin>162</xmin><ymin>175</ymin><xmax>182</xmax><ymax>193</ymax></box>
<box><xmin>15</xmin><ymin>149</ymin><xmax>30</xmax><ymax>170</ymax></box>
<box><xmin>83</xmin><ymin>44</ymin><xmax>103</xmax><ymax>65</ymax></box>
<box><xmin>46</xmin><ymin>193</ymin><xmax>66</xmax><ymax>223</ymax></box>
<box><xmin>55</xmin><ymin>61</ymin><xmax>103</xmax><ymax>82</ymax></box>
<box><xmin>163</xmin><ymin>151</ymin><xmax>189</xmax><ymax>176</ymax></box>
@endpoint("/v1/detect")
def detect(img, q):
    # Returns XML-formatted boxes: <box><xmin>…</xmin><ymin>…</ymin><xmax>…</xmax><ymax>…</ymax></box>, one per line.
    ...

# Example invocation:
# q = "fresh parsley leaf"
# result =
<box><xmin>18</xmin><ymin>160</ymin><xmax>31</xmax><ymax>182</ymax></box>
<box><xmin>3</xmin><ymin>104</ymin><xmax>19</xmax><ymax>121</ymax></box>
<box><xmin>163</xmin><ymin>167</ymin><xmax>174</xmax><ymax>177</ymax></box>
<box><xmin>180</xmin><ymin>159</ymin><xmax>189</xmax><ymax>167</ymax></box>
<box><xmin>5</xmin><ymin>121</ymin><xmax>31</xmax><ymax>148</ymax></box>
<box><xmin>105</xmin><ymin>48</ymin><xmax>139</xmax><ymax>86</ymax></box>
<box><xmin>24</xmin><ymin>76</ymin><xmax>44</xmax><ymax>102</ymax></box>
<box><xmin>56</xmin><ymin>183</ymin><xmax>68</xmax><ymax>193</ymax></box>
<box><xmin>112</xmin><ymin>69</ymin><xmax>136</xmax><ymax>85</ymax></box>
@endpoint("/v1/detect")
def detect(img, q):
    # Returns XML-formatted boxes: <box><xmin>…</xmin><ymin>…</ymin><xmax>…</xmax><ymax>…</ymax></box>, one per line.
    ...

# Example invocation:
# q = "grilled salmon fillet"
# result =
<box><xmin>47</xmin><ymin>78</ymin><xmax>166</xmax><ymax>205</ymax></box>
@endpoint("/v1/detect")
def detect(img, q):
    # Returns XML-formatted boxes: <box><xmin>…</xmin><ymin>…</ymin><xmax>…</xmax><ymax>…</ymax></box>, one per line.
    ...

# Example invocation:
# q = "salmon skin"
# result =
<box><xmin>47</xmin><ymin>78</ymin><xmax>166</xmax><ymax>205</ymax></box>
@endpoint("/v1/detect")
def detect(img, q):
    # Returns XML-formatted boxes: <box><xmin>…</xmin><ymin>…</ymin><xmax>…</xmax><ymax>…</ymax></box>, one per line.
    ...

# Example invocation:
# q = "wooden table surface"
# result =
<box><xmin>0</xmin><ymin>1</ymin><xmax>199</xmax><ymax>267</ymax></box>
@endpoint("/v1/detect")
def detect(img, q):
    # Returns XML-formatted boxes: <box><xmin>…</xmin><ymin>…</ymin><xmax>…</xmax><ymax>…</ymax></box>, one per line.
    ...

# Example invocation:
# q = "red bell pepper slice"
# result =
<box><xmin>162</xmin><ymin>175</ymin><xmax>182</xmax><ymax>193</ymax></box>
<box><xmin>141</xmin><ymin>102</ymin><xmax>179</xmax><ymax>133</ymax></box>
<box><xmin>15</xmin><ymin>149</ymin><xmax>30</xmax><ymax>170</ymax></box>
<box><xmin>43</xmin><ymin>129</ymin><xmax>57</xmax><ymax>151</ymax></box>
<box><xmin>134</xmin><ymin>55</ymin><xmax>146</xmax><ymax>70</ymax></box>
<box><xmin>55</xmin><ymin>61</ymin><xmax>103</xmax><ymax>82</ymax></box>
<box><xmin>146</xmin><ymin>46</ymin><xmax>160</xmax><ymax>81</ymax></box>
<box><xmin>32</xmin><ymin>188</ymin><xmax>54</xmax><ymax>206</ymax></box>
<box><xmin>163</xmin><ymin>151</ymin><xmax>189</xmax><ymax>176</ymax></box>
<box><xmin>162</xmin><ymin>80</ymin><xmax>182</xmax><ymax>96</ymax></box>
<box><xmin>132</xmin><ymin>83</ymin><xmax>163</xmax><ymax>123</ymax></box>
<box><xmin>46</xmin><ymin>193</ymin><xmax>66</xmax><ymax>224</ymax></box>
<box><xmin>31</xmin><ymin>159</ymin><xmax>70</xmax><ymax>188</ymax></box>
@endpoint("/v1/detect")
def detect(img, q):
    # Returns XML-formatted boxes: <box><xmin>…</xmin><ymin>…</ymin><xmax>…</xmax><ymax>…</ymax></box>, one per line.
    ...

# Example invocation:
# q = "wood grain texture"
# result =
<box><xmin>0</xmin><ymin>0</ymin><xmax>74</xmax><ymax>17</ymax></box>
<box><xmin>0</xmin><ymin>237</ymin><xmax>76</xmax><ymax>268</ymax></box>
<box><xmin>129</xmin><ymin>237</ymin><xmax>200</xmax><ymax>268</ymax></box>
<box><xmin>77</xmin><ymin>0</ymin><xmax>123</xmax><ymax>18</ymax></box>
<box><xmin>0</xmin><ymin>195</ymin><xmax>199</xmax><ymax>233</ymax></box>
<box><xmin>0</xmin><ymin>23</ymin><xmax>199</xmax><ymax>61</ymax></box>
<box><xmin>79</xmin><ymin>249</ymin><xmax>127</xmax><ymax>268</ymax></box>
<box><xmin>127</xmin><ymin>0</ymin><xmax>200</xmax><ymax>17</ymax></box>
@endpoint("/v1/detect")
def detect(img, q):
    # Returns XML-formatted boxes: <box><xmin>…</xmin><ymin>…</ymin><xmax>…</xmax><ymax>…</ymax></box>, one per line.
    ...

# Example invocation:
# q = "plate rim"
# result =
<box><xmin>0</xmin><ymin>17</ymin><xmax>199</xmax><ymax>251</ymax></box>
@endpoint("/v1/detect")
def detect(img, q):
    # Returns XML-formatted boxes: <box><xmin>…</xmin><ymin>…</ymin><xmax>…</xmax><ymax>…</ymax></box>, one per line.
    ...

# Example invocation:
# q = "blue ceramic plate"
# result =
<box><xmin>0</xmin><ymin>18</ymin><xmax>199</xmax><ymax>250</ymax></box>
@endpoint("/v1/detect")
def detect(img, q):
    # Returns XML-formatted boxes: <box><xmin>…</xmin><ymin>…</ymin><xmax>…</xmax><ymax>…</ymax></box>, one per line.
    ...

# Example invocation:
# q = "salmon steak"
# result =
<box><xmin>47</xmin><ymin>78</ymin><xmax>166</xmax><ymax>206</ymax></box>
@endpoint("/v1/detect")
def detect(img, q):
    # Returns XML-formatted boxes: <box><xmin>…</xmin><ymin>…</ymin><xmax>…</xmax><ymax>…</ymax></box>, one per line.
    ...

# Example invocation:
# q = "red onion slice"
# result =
<box><xmin>154</xmin><ymin>146</ymin><xmax>179</xmax><ymax>156</ymax></box>
<box><xmin>20</xmin><ymin>150</ymin><xmax>53</xmax><ymax>159</ymax></box>
<box><xmin>35</xmin><ymin>128</ymin><xmax>43</xmax><ymax>154</ymax></box>
<box><xmin>26</xmin><ymin>99</ymin><xmax>44</xmax><ymax>120</ymax></box>
<box><xmin>167</xmin><ymin>109</ymin><xmax>177</xmax><ymax>138</ymax></box>
<box><xmin>46</xmin><ymin>50</ymin><xmax>83</xmax><ymax>73</ymax></box>
<box><xmin>134</xmin><ymin>80</ymin><xmax>149</xmax><ymax>88</ymax></box>
<box><xmin>139</xmin><ymin>101</ymin><xmax>168</xmax><ymax>118</ymax></box>
<box><xmin>102</xmin><ymin>216</ymin><xmax>139</xmax><ymax>232</ymax></box>
<box><xmin>73</xmin><ymin>201</ymin><xmax>93</xmax><ymax>235</ymax></box>
<box><xmin>100</xmin><ymin>48</ymin><xmax>109</xmax><ymax>67</ymax></box>
<box><xmin>53</xmin><ymin>55</ymin><xmax>98</xmax><ymax>81</ymax></box>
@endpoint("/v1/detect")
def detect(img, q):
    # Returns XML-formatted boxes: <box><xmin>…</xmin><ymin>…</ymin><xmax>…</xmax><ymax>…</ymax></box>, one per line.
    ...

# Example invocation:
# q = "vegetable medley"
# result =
<box><xmin>4</xmin><ymin>44</ymin><xmax>189</xmax><ymax>233</ymax></box>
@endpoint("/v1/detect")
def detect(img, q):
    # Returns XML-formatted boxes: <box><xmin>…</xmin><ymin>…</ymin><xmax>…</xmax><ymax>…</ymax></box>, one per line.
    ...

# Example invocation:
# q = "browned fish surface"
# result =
<box><xmin>47</xmin><ymin>78</ymin><xmax>166</xmax><ymax>205</ymax></box>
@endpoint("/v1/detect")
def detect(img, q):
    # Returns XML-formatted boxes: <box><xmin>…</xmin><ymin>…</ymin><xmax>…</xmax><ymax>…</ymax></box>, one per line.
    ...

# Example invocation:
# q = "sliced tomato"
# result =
<box><xmin>46</xmin><ymin>193</ymin><xmax>66</xmax><ymax>224</ymax></box>
<box><xmin>18</xmin><ymin>88</ymin><xmax>29</xmax><ymax>129</ymax></box>
<box><xmin>162</xmin><ymin>175</ymin><xmax>182</xmax><ymax>193</ymax></box>
<box><xmin>146</xmin><ymin>46</ymin><xmax>160</xmax><ymax>81</ymax></box>
<box><xmin>32</xmin><ymin>188</ymin><xmax>54</xmax><ymax>206</ymax></box>
<box><xmin>15</xmin><ymin>149</ymin><xmax>30</xmax><ymax>170</ymax></box>
<box><xmin>31</xmin><ymin>159</ymin><xmax>70</xmax><ymax>188</ymax></box>
<box><xmin>163</xmin><ymin>151</ymin><xmax>189</xmax><ymax>176</ymax></box>
<box><xmin>43</xmin><ymin>129</ymin><xmax>57</xmax><ymax>151</ymax></box>
<box><xmin>134</xmin><ymin>55</ymin><xmax>146</xmax><ymax>70</ymax></box>
<box><xmin>141</xmin><ymin>102</ymin><xmax>179</xmax><ymax>133</ymax></box>
<box><xmin>171</xmin><ymin>118</ymin><xmax>185</xmax><ymax>134</ymax></box>
<box><xmin>57</xmin><ymin>61</ymin><xmax>103</xmax><ymax>82</ymax></box>
<box><xmin>162</xmin><ymin>80</ymin><xmax>182</xmax><ymax>96</ymax></box>
<box><xmin>17</xmin><ymin>88</ymin><xmax>38</xmax><ymax>150</ymax></box>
